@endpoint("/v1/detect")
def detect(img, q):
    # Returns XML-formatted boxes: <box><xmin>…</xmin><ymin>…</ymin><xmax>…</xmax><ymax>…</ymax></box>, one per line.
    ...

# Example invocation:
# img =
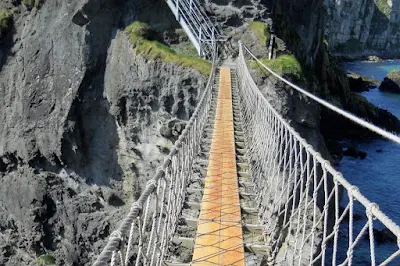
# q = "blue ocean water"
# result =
<box><xmin>333</xmin><ymin>61</ymin><xmax>400</xmax><ymax>265</ymax></box>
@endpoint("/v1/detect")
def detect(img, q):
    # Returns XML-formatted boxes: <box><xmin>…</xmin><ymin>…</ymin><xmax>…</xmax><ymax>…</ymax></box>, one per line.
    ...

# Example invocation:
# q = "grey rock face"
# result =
<box><xmin>324</xmin><ymin>0</ymin><xmax>400</xmax><ymax>58</ymax></box>
<box><xmin>380</xmin><ymin>70</ymin><xmax>400</xmax><ymax>93</ymax></box>
<box><xmin>0</xmin><ymin>0</ymin><xmax>207</xmax><ymax>265</ymax></box>
<box><xmin>104</xmin><ymin>31</ymin><xmax>207</xmax><ymax>197</ymax></box>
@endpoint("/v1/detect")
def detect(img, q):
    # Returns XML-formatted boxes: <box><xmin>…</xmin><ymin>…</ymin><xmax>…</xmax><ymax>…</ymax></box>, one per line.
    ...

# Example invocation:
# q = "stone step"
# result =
<box><xmin>187</xmin><ymin>187</ymin><xmax>255</xmax><ymax>201</ymax></box>
<box><xmin>185</xmin><ymin>201</ymin><xmax>257</xmax><ymax>215</ymax></box>
<box><xmin>236</xmin><ymin>148</ymin><xmax>247</xmax><ymax>156</ymax></box>
<box><xmin>171</xmin><ymin>237</ymin><xmax>270</xmax><ymax>255</ymax></box>
<box><xmin>181</xmin><ymin>218</ymin><xmax>263</xmax><ymax>234</ymax></box>
<box><xmin>235</xmin><ymin>141</ymin><xmax>246</xmax><ymax>149</ymax></box>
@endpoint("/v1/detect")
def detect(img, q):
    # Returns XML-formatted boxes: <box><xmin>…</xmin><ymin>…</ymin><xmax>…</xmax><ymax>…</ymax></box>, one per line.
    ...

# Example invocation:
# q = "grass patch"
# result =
<box><xmin>376</xmin><ymin>0</ymin><xmax>391</xmax><ymax>19</ymax></box>
<box><xmin>174</xmin><ymin>42</ymin><xmax>199</xmax><ymax>57</ymax></box>
<box><xmin>36</xmin><ymin>254</ymin><xmax>56</xmax><ymax>266</ymax></box>
<box><xmin>126</xmin><ymin>22</ymin><xmax>211</xmax><ymax>75</ymax></box>
<box><xmin>22</xmin><ymin>0</ymin><xmax>42</xmax><ymax>9</ymax></box>
<box><xmin>249</xmin><ymin>54</ymin><xmax>304</xmax><ymax>81</ymax></box>
<box><xmin>248</xmin><ymin>21</ymin><xmax>270</xmax><ymax>46</ymax></box>
<box><xmin>0</xmin><ymin>9</ymin><xmax>12</xmax><ymax>33</ymax></box>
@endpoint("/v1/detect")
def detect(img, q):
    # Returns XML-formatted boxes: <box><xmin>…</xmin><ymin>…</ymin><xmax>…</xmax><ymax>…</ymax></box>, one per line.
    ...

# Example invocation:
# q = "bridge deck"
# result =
<box><xmin>192</xmin><ymin>67</ymin><xmax>245</xmax><ymax>265</ymax></box>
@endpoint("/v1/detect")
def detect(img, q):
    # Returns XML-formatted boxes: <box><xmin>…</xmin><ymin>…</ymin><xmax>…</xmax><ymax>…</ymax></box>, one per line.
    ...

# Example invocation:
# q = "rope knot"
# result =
<box><xmin>366</xmin><ymin>203</ymin><xmax>379</xmax><ymax>218</ymax></box>
<box><xmin>162</xmin><ymin>156</ymin><xmax>172</xmax><ymax>169</ymax></box>
<box><xmin>333</xmin><ymin>173</ymin><xmax>342</xmax><ymax>183</ymax></box>
<box><xmin>349</xmin><ymin>185</ymin><xmax>359</xmax><ymax>197</ymax></box>
<box><xmin>131</xmin><ymin>202</ymin><xmax>142</xmax><ymax>212</ymax></box>
<box><xmin>109</xmin><ymin>230</ymin><xmax>123</xmax><ymax>251</ymax></box>
<box><xmin>146</xmin><ymin>179</ymin><xmax>157</xmax><ymax>189</ymax></box>
<box><xmin>347</xmin><ymin>249</ymin><xmax>354</xmax><ymax>259</ymax></box>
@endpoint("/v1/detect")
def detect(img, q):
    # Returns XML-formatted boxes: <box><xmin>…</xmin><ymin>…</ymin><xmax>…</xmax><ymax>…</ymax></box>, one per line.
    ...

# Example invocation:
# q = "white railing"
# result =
<box><xmin>165</xmin><ymin>0</ymin><xmax>219</xmax><ymax>58</ymax></box>
<box><xmin>237</xmin><ymin>42</ymin><xmax>400</xmax><ymax>265</ymax></box>
<box><xmin>92</xmin><ymin>44</ymin><xmax>218</xmax><ymax>266</ymax></box>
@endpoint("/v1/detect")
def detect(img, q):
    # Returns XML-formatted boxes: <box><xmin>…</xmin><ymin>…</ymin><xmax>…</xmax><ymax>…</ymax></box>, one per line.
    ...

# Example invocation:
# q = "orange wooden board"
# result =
<box><xmin>192</xmin><ymin>67</ymin><xmax>245</xmax><ymax>266</ymax></box>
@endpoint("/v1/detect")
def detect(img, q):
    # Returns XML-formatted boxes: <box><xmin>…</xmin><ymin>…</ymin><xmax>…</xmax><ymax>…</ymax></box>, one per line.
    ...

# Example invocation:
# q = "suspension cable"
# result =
<box><xmin>240</xmin><ymin>42</ymin><xmax>400</xmax><ymax>145</ymax></box>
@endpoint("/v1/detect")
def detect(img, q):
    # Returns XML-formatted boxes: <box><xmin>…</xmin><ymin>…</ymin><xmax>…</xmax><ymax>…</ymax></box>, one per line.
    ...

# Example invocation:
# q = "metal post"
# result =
<box><xmin>176</xmin><ymin>0</ymin><xmax>180</xmax><ymax>19</ymax></box>
<box><xmin>199</xmin><ymin>27</ymin><xmax>202</xmax><ymax>40</ymax></box>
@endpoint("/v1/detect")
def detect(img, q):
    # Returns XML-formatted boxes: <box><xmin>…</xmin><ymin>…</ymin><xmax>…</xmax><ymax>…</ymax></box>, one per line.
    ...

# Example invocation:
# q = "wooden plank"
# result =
<box><xmin>192</xmin><ymin>67</ymin><xmax>245</xmax><ymax>266</ymax></box>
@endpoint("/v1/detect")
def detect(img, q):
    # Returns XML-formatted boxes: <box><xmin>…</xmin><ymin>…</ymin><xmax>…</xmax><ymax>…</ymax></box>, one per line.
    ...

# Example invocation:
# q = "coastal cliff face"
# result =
<box><xmin>0</xmin><ymin>0</ymin><xmax>207</xmax><ymax>265</ymax></box>
<box><xmin>324</xmin><ymin>0</ymin><xmax>400</xmax><ymax>58</ymax></box>
<box><xmin>0</xmin><ymin>0</ymin><xmax>399</xmax><ymax>265</ymax></box>
<box><xmin>270</xmin><ymin>0</ymin><xmax>400</xmax><ymax>140</ymax></box>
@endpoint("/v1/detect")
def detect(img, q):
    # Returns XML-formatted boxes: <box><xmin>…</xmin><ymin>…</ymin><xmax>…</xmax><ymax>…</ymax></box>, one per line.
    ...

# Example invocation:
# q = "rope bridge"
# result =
<box><xmin>92</xmin><ymin>40</ymin><xmax>400</xmax><ymax>265</ymax></box>
<box><xmin>237</xmin><ymin>42</ymin><xmax>400</xmax><ymax>265</ymax></box>
<box><xmin>92</xmin><ymin>45</ymin><xmax>218</xmax><ymax>266</ymax></box>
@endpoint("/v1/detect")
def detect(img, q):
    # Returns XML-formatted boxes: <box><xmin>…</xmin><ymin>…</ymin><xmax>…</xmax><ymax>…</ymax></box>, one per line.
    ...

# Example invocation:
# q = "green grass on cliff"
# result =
<box><xmin>376</xmin><ymin>0</ymin><xmax>391</xmax><ymax>19</ymax></box>
<box><xmin>249</xmin><ymin>21</ymin><xmax>270</xmax><ymax>46</ymax></box>
<box><xmin>125</xmin><ymin>22</ymin><xmax>211</xmax><ymax>75</ymax></box>
<box><xmin>22</xmin><ymin>0</ymin><xmax>41</xmax><ymax>9</ymax></box>
<box><xmin>0</xmin><ymin>10</ymin><xmax>12</xmax><ymax>32</ymax></box>
<box><xmin>36</xmin><ymin>254</ymin><xmax>56</xmax><ymax>266</ymax></box>
<box><xmin>249</xmin><ymin>54</ymin><xmax>304</xmax><ymax>81</ymax></box>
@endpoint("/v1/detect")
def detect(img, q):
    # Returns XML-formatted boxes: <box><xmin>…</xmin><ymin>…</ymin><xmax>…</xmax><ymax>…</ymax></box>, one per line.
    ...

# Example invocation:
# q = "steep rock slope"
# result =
<box><xmin>325</xmin><ymin>0</ymin><xmax>400</xmax><ymax>58</ymax></box>
<box><xmin>269</xmin><ymin>0</ymin><xmax>400</xmax><ymax>140</ymax></box>
<box><xmin>0</xmin><ymin>0</ymin><xmax>207</xmax><ymax>265</ymax></box>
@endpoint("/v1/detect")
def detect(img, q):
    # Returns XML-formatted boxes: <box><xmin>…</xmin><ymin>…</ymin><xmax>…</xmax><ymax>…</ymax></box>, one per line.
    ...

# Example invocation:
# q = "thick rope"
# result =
<box><xmin>236</xmin><ymin>42</ymin><xmax>400</xmax><ymax>265</ymax></box>
<box><xmin>93</xmin><ymin>43</ymin><xmax>218</xmax><ymax>266</ymax></box>
<box><xmin>241</xmin><ymin>43</ymin><xmax>400</xmax><ymax>145</ymax></box>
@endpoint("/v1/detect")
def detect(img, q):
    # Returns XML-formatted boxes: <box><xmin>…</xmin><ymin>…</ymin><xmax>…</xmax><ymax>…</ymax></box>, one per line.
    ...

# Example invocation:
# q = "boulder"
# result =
<box><xmin>347</xmin><ymin>72</ymin><xmax>379</xmax><ymax>92</ymax></box>
<box><xmin>366</xmin><ymin>55</ymin><xmax>383</xmax><ymax>62</ymax></box>
<box><xmin>380</xmin><ymin>70</ymin><xmax>400</xmax><ymax>93</ymax></box>
<box><xmin>343</xmin><ymin>146</ymin><xmax>367</xmax><ymax>159</ymax></box>
<box><xmin>364</xmin><ymin>228</ymin><xmax>397</xmax><ymax>244</ymax></box>
<box><xmin>348</xmin><ymin>76</ymin><xmax>368</xmax><ymax>92</ymax></box>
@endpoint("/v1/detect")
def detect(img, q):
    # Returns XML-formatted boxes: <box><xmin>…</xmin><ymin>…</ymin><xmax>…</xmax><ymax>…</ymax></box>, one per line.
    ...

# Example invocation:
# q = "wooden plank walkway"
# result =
<box><xmin>192</xmin><ymin>67</ymin><xmax>245</xmax><ymax>266</ymax></box>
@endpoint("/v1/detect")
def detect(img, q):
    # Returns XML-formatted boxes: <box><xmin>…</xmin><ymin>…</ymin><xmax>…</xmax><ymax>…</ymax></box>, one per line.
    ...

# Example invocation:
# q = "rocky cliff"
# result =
<box><xmin>0</xmin><ymin>0</ymin><xmax>207</xmax><ymax>265</ymax></box>
<box><xmin>1</xmin><ymin>0</ymin><xmax>400</xmax><ymax>265</ymax></box>
<box><xmin>269</xmin><ymin>0</ymin><xmax>400</xmax><ymax>141</ymax></box>
<box><xmin>324</xmin><ymin>0</ymin><xmax>400</xmax><ymax>58</ymax></box>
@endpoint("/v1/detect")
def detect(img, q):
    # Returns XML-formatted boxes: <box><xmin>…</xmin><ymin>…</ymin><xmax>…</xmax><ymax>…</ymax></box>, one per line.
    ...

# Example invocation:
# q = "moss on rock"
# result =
<box><xmin>0</xmin><ymin>9</ymin><xmax>12</xmax><ymax>34</ymax></box>
<box><xmin>376</xmin><ymin>0</ymin><xmax>391</xmax><ymax>19</ymax></box>
<box><xmin>125</xmin><ymin>22</ymin><xmax>211</xmax><ymax>75</ymax></box>
<box><xmin>248</xmin><ymin>21</ymin><xmax>270</xmax><ymax>46</ymax></box>
<box><xmin>22</xmin><ymin>0</ymin><xmax>42</xmax><ymax>9</ymax></box>
<box><xmin>249</xmin><ymin>54</ymin><xmax>304</xmax><ymax>81</ymax></box>
<box><xmin>36</xmin><ymin>254</ymin><xmax>56</xmax><ymax>266</ymax></box>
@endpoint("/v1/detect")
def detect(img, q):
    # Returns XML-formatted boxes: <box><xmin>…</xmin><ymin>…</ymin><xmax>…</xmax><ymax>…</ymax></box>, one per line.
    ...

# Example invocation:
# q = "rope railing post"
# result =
<box><xmin>236</xmin><ymin>42</ymin><xmax>400</xmax><ymax>265</ymax></box>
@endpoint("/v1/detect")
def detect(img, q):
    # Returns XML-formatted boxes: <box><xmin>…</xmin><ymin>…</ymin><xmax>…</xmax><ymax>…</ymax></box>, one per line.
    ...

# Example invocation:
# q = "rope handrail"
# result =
<box><xmin>167</xmin><ymin>0</ymin><xmax>219</xmax><ymax>58</ymax></box>
<box><xmin>237</xmin><ymin>42</ymin><xmax>400</xmax><ymax>265</ymax></box>
<box><xmin>241</xmin><ymin>43</ymin><xmax>400</xmax><ymax>145</ymax></box>
<box><xmin>93</xmin><ymin>43</ymin><xmax>218</xmax><ymax>266</ymax></box>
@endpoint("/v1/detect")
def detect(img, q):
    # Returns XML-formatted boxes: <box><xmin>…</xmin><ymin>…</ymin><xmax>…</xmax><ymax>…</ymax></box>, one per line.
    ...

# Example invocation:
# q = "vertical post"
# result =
<box><xmin>198</xmin><ymin>27</ymin><xmax>202</xmax><ymax>40</ymax></box>
<box><xmin>268</xmin><ymin>35</ymin><xmax>275</xmax><ymax>60</ymax></box>
<box><xmin>176</xmin><ymin>0</ymin><xmax>180</xmax><ymax>19</ymax></box>
<box><xmin>198</xmin><ymin>28</ymin><xmax>203</xmax><ymax>57</ymax></box>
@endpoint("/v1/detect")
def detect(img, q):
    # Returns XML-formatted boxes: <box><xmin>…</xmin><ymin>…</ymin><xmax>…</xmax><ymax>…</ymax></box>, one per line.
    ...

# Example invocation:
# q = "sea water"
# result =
<box><xmin>330</xmin><ymin>60</ymin><xmax>400</xmax><ymax>265</ymax></box>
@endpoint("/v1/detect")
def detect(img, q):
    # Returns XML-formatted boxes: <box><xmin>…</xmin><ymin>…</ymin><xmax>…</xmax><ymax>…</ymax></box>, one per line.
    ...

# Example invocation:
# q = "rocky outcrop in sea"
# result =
<box><xmin>380</xmin><ymin>70</ymin><xmax>400</xmax><ymax>93</ymax></box>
